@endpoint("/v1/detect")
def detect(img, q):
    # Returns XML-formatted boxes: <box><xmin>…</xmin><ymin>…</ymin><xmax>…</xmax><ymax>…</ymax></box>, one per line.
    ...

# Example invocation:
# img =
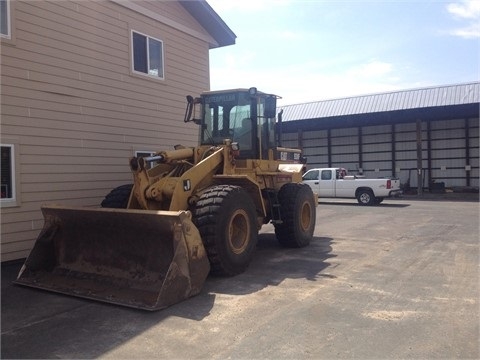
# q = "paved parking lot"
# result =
<box><xmin>2</xmin><ymin>195</ymin><xmax>479</xmax><ymax>359</ymax></box>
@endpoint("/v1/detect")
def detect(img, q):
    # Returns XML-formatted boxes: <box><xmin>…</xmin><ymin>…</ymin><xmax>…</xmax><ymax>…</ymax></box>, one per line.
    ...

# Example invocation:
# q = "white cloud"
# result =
<box><xmin>449</xmin><ymin>23</ymin><xmax>480</xmax><ymax>38</ymax></box>
<box><xmin>223</xmin><ymin>51</ymin><xmax>257</xmax><ymax>68</ymax></box>
<box><xmin>210</xmin><ymin>57</ymin><xmax>406</xmax><ymax>106</ymax></box>
<box><xmin>447</xmin><ymin>0</ymin><xmax>480</xmax><ymax>19</ymax></box>
<box><xmin>446</xmin><ymin>0</ymin><xmax>480</xmax><ymax>38</ymax></box>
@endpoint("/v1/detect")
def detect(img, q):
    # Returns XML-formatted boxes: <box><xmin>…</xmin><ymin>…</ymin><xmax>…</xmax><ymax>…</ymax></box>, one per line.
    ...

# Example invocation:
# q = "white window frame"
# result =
<box><xmin>1</xmin><ymin>143</ymin><xmax>18</xmax><ymax>207</ymax></box>
<box><xmin>0</xmin><ymin>0</ymin><xmax>11</xmax><ymax>39</ymax></box>
<box><xmin>131</xmin><ymin>30</ymin><xmax>165</xmax><ymax>80</ymax></box>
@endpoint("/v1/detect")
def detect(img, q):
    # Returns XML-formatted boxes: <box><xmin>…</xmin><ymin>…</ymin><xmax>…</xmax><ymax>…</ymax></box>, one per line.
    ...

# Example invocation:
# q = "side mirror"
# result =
<box><xmin>184</xmin><ymin>96</ymin><xmax>202</xmax><ymax>124</ymax></box>
<box><xmin>276</xmin><ymin>108</ymin><xmax>283</xmax><ymax>147</ymax></box>
<box><xmin>264</xmin><ymin>96</ymin><xmax>277</xmax><ymax>118</ymax></box>
<box><xmin>184</xmin><ymin>95</ymin><xmax>194</xmax><ymax>123</ymax></box>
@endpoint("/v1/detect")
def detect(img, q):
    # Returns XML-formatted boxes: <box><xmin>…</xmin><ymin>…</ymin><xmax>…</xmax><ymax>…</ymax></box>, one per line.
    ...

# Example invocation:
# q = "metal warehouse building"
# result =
<box><xmin>279</xmin><ymin>82</ymin><xmax>479</xmax><ymax>191</ymax></box>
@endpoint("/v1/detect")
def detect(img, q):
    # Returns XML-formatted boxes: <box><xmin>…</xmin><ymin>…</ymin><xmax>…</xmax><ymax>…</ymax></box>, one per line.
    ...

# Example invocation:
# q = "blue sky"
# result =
<box><xmin>207</xmin><ymin>0</ymin><xmax>480</xmax><ymax>106</ymax></box>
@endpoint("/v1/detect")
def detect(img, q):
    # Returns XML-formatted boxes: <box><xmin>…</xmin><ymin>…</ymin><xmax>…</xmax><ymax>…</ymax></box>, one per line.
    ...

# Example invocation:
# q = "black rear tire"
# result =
<box><xmin>194</xmin><ymin>185</ymin><xmax>258</xmax><ymax>276</ymax></box>
<box><xmin>356</xmin><ymin>189</ymin><xmax>375</xmax><ymax>206</ymax></box>
<box><xmin>101</xmin><ymin>184</ymin><xmax>133</xmax><ymax>209</ymax></box>
<box><xmin>274</xmin><ymin>183</ymin><xmax>315</xmax><ymax>248</ymax></box>
<box><xmin>375</xmin><ymin>197</ymin><xmax>384</xmax><ymax>204</ymax></box>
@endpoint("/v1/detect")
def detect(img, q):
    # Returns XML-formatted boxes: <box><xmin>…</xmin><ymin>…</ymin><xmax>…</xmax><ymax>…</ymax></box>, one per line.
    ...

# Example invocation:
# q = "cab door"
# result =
<box><xmin>318</xmin><ymin>169</ymin><xmax>335</xmax><ymax>197</ymax></box>
<box><xmin>302</xmin><ymin>169</ymin><xmax>320</xmax><ymax>196</ymax></box>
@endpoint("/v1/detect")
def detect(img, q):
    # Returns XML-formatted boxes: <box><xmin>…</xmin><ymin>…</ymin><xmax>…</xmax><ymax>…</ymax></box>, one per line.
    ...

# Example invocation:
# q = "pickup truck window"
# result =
<box><xmin>303</xmin><ymin>170</ymin><xmax>319</xmax><ymax>181</ymax></box>
<box><xmin>321</xmin><ymin>170</ymin><xmax>332</xmax><ymax>180</ymax></box>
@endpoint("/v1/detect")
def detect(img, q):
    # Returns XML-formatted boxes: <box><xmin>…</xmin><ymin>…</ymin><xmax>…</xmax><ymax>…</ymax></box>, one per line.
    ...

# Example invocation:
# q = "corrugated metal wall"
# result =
<box><xmin>393</xmin><ymin>122</ymin><xmax>428</xmax><ymax>187</ymax></box>
<box><xmin>283</xmin><ymin>117</ymin><xmax>479</xmax><ymax>188</ymax></box>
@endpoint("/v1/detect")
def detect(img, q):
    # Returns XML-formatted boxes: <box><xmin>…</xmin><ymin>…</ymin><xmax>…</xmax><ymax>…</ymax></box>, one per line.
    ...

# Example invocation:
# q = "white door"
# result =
<box><xmin>302</xmin><ymin>169</ymin><xmax>320</xmax><ymax>196</ymax></box>
<box><xmin>319</xmin><ymin>169</ymin><xmax>335</xmax><ymax>197</ymax></box>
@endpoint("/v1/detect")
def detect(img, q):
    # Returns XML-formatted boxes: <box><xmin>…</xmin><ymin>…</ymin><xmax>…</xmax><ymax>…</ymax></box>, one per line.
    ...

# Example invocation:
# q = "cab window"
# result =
<box><xmin>321</xmin><ymin>170</ymin><xmax>332</xmax><ymax>180</ymax></box>
<box><xmin>303</xmin><ymin>170</ymin><xmax>319</xmax><ymax>181</ymax></box>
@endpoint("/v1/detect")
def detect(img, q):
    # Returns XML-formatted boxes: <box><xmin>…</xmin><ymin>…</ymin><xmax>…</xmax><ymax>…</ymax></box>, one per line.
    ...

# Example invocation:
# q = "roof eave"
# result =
<box><xmin>179</xmin><ymin>0</ymin><xmax>236</xmax><ymax>49</ymax></box>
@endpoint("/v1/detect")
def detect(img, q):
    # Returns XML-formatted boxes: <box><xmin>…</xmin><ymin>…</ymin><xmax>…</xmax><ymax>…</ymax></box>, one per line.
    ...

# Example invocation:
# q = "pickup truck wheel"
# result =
<box><xmin>357</xmin><ymin>189</ymin><xmax>376</xmax><ymax>206</ymax></box>
<box><xmin>101</xmin><ymin>184</ymin><xmax>133</xmax><ymax>208</ymax></box>
<box><xmin>375</xmin><ymin>197</ymin><xmax>384</xmax><ymax>204</ymax></box>
<box><xmin>274</xmin><ymin>183</ymin><xmax>315</xmax><ymax>248</ymax></box>
<box><xmin>194</xmin><ymin>185</ymin><xmax>258</xmax><ymax>276</ymax></box>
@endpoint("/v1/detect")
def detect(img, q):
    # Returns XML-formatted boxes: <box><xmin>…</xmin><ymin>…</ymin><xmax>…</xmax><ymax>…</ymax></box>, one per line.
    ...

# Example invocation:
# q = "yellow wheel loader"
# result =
<box><xmin>15</xmin><ymin>87</ymin><xmax>317</xmax><ymax>311</ymax></box>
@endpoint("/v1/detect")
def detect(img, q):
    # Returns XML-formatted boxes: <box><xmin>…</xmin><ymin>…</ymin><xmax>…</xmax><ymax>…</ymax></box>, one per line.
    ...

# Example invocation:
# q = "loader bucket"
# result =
<box><xmin>14</xmin><ymin>206</ymin><xmax>210</xmax><ymax>311</ymax></box>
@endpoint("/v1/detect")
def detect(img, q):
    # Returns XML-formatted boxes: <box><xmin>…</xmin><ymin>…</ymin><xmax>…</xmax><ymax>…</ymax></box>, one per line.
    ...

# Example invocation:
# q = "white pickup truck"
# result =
<box><xmin>302</xmin><ymin>168</ymin><xmax>402</xmax><ymax>205</ymax></box>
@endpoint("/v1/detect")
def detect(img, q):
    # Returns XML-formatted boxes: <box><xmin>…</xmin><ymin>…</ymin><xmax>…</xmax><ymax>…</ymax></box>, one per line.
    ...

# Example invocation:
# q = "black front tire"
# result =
<box><xmin>194</xmin><ymin>185</ymin><xmax>258</xmax><ymax>276</ymax></box>
<box><xmin>274</xmin><ymin>183</ymin><xmax>316</xmax><ymax>248</ymax></box>
<box><xmin>101</xmin><ymin>184</ymin><xmax>133</xmax><ymax>208</ymax></box>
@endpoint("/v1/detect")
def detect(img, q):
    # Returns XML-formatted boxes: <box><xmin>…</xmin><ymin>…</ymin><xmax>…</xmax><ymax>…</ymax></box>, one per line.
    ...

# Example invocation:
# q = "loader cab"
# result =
<box><xmin>195</xmin><ymin>88</ymin><xmax>278</xmax><ymax>160</ymax></box>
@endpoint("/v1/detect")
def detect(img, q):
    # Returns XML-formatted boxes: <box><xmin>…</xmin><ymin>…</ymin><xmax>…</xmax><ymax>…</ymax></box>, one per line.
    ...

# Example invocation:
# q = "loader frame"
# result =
<box><xmin>15</xmin><ymin>87</ymin><xmax>316</xmax><ymax>310</ymax></box>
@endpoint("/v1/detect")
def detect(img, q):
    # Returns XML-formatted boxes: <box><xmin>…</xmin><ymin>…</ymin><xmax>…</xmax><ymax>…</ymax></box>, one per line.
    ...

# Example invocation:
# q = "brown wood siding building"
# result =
<box><xmin>0</xmin><ymin>0</ymin><xmax>235</xmax><ymax>261</ymax></box>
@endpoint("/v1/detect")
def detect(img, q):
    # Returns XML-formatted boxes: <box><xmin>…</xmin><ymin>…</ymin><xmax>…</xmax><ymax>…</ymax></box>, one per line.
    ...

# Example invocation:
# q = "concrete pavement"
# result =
<box><xmin>2</xmin><ymin>194</ymin><xmax>479</xmax><ymax>359</ymax></box>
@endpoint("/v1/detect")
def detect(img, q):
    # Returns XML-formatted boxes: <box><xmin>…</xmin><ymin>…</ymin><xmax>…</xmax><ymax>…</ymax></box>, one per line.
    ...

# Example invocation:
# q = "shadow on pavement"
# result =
<box><xmin>320</xmin><ymin>201</ymin><xmax>410</xmax><ymax>208</ymax></box>
<box><xmin>206</xmin><ymin>234</ymin><xmax>335</xmax><ymax>295</ymax></box>
<box><xmin>1</xmin><ymin>232</ymin><xmax>334</xmax><ymax>359</ymax></box>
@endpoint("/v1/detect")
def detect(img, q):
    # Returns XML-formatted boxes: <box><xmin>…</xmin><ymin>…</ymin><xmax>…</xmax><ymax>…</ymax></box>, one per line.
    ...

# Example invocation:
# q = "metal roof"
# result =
<box><xmin>279</xmin><ymin>82</ymin><xmax>480</xmax><ymax>122</ymax></box>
